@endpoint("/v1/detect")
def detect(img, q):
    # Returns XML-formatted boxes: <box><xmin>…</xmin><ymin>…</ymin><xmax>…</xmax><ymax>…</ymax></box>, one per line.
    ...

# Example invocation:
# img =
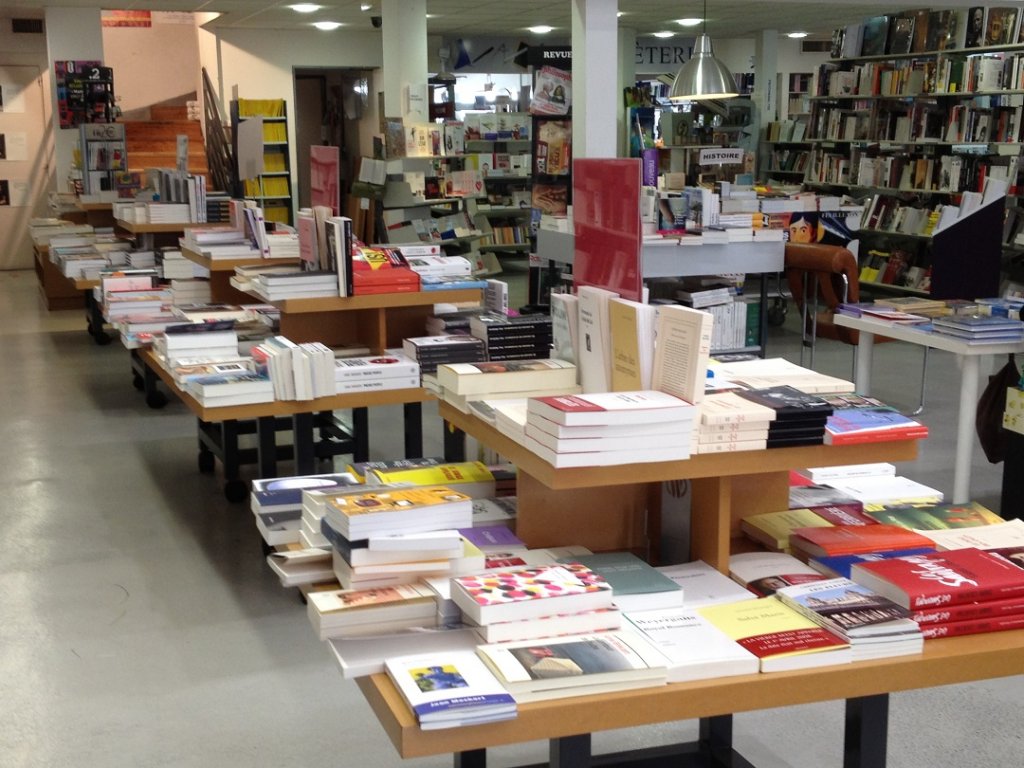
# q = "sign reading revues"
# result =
<box><xmin>699</xmin><ymin>147</ymin><xmax>745</xmax><ymax>166</ymax></box>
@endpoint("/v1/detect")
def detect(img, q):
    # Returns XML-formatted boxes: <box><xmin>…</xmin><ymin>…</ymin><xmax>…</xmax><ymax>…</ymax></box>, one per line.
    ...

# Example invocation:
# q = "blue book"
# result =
<box><xmin>808</xmin><ymin>548</ymin><xmax>936</xmax><ymax>579</ymax></box>
<box><xmin>250</xmin><ymin>472</ymin><xmax>360</xmax><ymax>512</ymax></box>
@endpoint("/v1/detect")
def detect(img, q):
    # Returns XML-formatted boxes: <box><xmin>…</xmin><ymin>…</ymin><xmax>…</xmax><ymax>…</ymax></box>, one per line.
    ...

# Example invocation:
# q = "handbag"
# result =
<box><xmin>976</xmin><ymin>353</ymin><xmax>1020</xmax><ymax>464</ymax></box>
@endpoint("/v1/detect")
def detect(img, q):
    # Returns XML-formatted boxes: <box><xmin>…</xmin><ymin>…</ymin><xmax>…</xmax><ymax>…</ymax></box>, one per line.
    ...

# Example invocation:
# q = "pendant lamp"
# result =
<box><xmin>668</xmin><ymin>0</ymin><xmax>739</xmax><ymax>101</ymax></box>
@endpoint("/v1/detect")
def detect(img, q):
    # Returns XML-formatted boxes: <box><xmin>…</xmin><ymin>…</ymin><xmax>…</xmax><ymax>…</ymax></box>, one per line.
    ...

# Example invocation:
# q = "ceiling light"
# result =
<box><xmin>676</xmin><ymin>18</ymin><xmax>703</xmax><ymax>27</ymax></box>
<box><xmin>527</xmin><ymin>25</ymin><xmax>554</xmax><ymax>34</ymax></box>
<box><xmin>617</xmin><ymin>11</ymin><xmax>626</xmax><ymax>17</ymax></box>
<box><xmin>360</xmin><ymin>4</ymin><xmax>372</xmax><ymax>10</ymax></box>
<box><xmin>653</xmin><ymin>31</ymin><xmax>675</xmax><ymax>38</ymax></box>
<box><xmin>312</xmin><ymin>21</ymin><xmax>343</xmax><ymax>30</ymax></box>
<box><xmin>289</xmin><ymin>4</ymin><xmax>322</xmax><ymax>12</ymax></box>
<box><xmin>669</xmin><ymin>0</ymin><xmax>738</xmax><ymax>101</ymax></box>
<box><xmin>787</xmin><ymin>32</ymin><xmax>809</xmax><ymax>38</ymax></box>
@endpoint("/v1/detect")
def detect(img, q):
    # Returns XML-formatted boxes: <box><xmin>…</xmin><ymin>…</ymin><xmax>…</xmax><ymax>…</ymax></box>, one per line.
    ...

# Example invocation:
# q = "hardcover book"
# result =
<box><xmin>776</xmin><ymin>577</ymin><xmax>918</xmax><ymax>639</ymax></box>
<box><xmin>385</xmin><ymin>650</ymin><xmax>517</xmax><ymax>729</ymax></box>
<box><xmin>450</xmin><ymin>563</ymin><xmax>614</xmax><ymax>625</ymax></box>
<box><xmin>475</xmin><ymin>630</ymin><xmax>667</xmax><ymax>702</ymax></box>
<box><xmin>851</xmin><ymin>547</ymin><xmax>1024</xmax><ymax>609</ymax></box>
<box><xmin>698</xmin><ymin>597</ymin><xmax>851</xmax><ymax>673</ymax></box>
<box><xmin>860</xmin><ymin>15</ymin><xmax>892</xmax><ymax>56</ymax></box>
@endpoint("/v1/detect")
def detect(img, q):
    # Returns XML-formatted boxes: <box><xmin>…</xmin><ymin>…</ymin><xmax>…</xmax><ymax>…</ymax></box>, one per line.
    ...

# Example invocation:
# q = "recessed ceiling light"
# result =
<box><xmin>289</xmin><ymin>3</ymin><xmax>322</xmax><ymax>12</ymax></box>
<box><xmin>360</xmin><ymin>3</ymin><xmax>372</xmax><ymax>10</ymax></box>
<box><xmin>617</xmin><ymin>11</ymin><xmax>625</xmax><ymax>17</ymax></box>
<box><xmin>425</xmin><ymin>13</ymin><xmax>438</xmax><ymax>18</ymax></box>
<box><xmin>527</xmin><ymin>25</ymin><xmax>554</xmax><ymax>34</ymax></box>
<box><xmin>312</xmin><ymin>21</ymin><xmax>342</xmax><ymax>30</ymax></box>
<box><xmin>653</xmin><ymin>31</ymin><xmax>675</xmax><ymax>38</ymax></box>
<box><xmin>676</xmin><ymin>18</ymin><xmax>702</xmax><ymax>27</ymax></box>
<box><xmin>787</xmin><ymin>31</ymin><xmax>809</xmax><ymax>38</ymax></box>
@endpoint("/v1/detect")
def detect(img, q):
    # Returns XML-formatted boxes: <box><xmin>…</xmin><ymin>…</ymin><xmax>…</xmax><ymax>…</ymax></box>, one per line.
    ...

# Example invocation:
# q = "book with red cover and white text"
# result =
<box><xmin>851</xmin><ymin>548</ymin><xmax>1024</xmax><ymax>609</ymax></box>
<box><xmin>919</xmin><ymin>613</ymin><xmax>1024</xmax><ymax>639</ymax></box>
<box><xmin>526</xmin><ymin>390</ymin><xmax>695</xmax><ymax>427</ymax></box>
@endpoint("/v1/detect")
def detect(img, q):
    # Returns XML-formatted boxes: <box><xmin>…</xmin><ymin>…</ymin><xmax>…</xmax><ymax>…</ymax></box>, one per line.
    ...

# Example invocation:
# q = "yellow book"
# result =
<box><xmin>367</xmin><ymin>461</ymin><xmax>496</xmax><ymax>499</ymax></box>
<box><xmin>698</xmin><ymin>597</ymin><xmax>851</xmax><ymax>672</ymax></box>
<box><xmin>323</xmin><ymin>486</ymin><xmax>474</xmax><ymax>541</ymax></box>
<box><xmin>740</xmin><ymin>508</ymin><xmax>833</xmax><ymax>552</ymax></box>
<box><xmin>608</xmin><ymin>298</ymin><xmax>648</xmax><ymax>392</ymax></box>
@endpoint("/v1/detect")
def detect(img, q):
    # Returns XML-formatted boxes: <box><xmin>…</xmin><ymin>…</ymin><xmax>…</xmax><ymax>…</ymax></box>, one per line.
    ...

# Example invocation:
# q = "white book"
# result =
<box><xmin>526</xmin><ymin>390</ymin><xmax>695</xmax><ymax>427</ymax></box>
<box><xmin>265</xmin><ymin>548</ymin><xmax>333</xmax><ymax>587</ymax></box>
<box><xmin>524</xmin><ymin>422</ymin><xmax>691</xmax><ymax>454</ymax></box>
<box><xmin>576</xmin><ymin>285</ymin><xmax>619</xmax><ymax>393</ymax></box>
<box><xmin>524</xmin><ymin>435</ymin><xmax>690</xmax><ymax>468</ymax></box>
<box><xmin>698</xmin><ymin>391</ymin><xmax>777</xmax><ymax>425</ymax></box>
<box><xmin>656</xmin><ymin>560</ymin><xmax>756</xmax><ymax>607</ymax></box>
<box><xmin>922</xmin><ymin>519</ymin><xmax>1024</xmax><ymax>551</ymax></box>
<box><xmin>385</xmin><ymin>650</ymin><xmax>517</xmax><ymax>729</ymax></box>
<box><xmin>327</xmin><ymin>626</ymin><xmax>480</xmax><ymax>678</ymax></box>
<box><xmin>549</xmin><ymin>293</ymin><xmax>579</xmax><ymax>368</ymax></box>
<box><xmin>625</xmin><ymin>607</ymin><xmax>760</xmax><ymax>682</ymax></box>
<box><xmin>651</xmin><ymin>304</ymin><xmax>713</xmax><ymax>404</ymax></box>
<box><xmin>824</xmin><ymin>476</ymin><xmax>943</xmax><ymax>505</ymax></box>
<box><xmin>802</xmin><ymin>463</ymin><xmax>896</xmax><ymax>483</ymax></box>
<box><xmin>728</xmin><ymin>551</ymin><xmax>825</xmax><ymax>596</ymax></box>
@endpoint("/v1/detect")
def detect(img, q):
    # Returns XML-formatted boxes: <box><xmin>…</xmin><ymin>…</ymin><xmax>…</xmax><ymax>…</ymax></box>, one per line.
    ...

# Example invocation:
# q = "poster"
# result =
<box><xmin>310</xmin><ymin>145</ymin><xmax>340</xmax><ymax>215</ymax></box>
<box><xmin>0</xmin><ymin>81</ymin><xmax>28</xmax><ymax>113</ymax></box>
<box><xmin>0</xmin><ymin>132</ymin><xmax>28</xmax><ymax>161</ymax></box>
<box><xmin>54</xmin><ymin>60</ymin><xmax>113</xmax><ymax>128</ymax></box>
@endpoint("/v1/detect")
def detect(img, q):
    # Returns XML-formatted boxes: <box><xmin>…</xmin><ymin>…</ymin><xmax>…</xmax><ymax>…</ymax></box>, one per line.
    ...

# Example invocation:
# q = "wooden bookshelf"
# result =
<box><xmin>177</xmin><ymin>244</ymin><xmax>299</xmax><ymax>304</ymax></box>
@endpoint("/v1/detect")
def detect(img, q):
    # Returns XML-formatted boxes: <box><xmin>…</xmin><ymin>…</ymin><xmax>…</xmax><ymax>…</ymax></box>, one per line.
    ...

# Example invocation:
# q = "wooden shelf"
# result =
<box><xmin>116</xmin><ymin>219</ymin><xmax>220</xmax><ymax>234</ymax></box>
<box><xmin>271</xmin><ymin>288</ymin><xmax>482</xmax><ymax>314</ymax></box>
<box><xmin>178</xmin><ymin>245</ymin><xmax>299</xmax><ymax>273</ymax></box>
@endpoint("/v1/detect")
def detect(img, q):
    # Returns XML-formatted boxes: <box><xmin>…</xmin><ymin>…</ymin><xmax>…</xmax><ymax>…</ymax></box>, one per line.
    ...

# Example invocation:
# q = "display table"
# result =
<box><xmin>137</xmin><ymin>348</ymin><xmax>431</xmax><ymax>500</ymax></box>
<box><xmin>834</xmin><ymin>313</ymin><xmax>1024</xmax><ymax>503</ymax></box>
<box><xmin>177</xmin><ymin>245</ymin><xmax>300</xmax><ymax>305</ymax></box>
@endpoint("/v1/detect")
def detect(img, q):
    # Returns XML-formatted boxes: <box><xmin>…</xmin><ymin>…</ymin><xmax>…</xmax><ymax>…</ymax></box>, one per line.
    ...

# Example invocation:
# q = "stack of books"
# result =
<box><xmin>250</xmin><ymin>270</ymin><xmax>339</xmax><ymax>301</ymax></box>
<box><xmin>930</xmin><ymin>314</ymin><xmax>1024</xmax><ymax>344</ymax></box>
<box><xmin>363</xmin><ymin>460</ymin><xmax>502</xmax><ymax>499</ymax></box>
<box><xmin>351</xmin><ymin>245</ymin><xmax>421</xmax><ymax>295</ymax></box>
<box><xmin>402</xmin><ymin>334</ymin><xmax>487</xmax><ymax>374</ymax></box>
<box><xmin>693</xmin><ymin>391</ymin><xmax>776</xmax><ymax>454</ymax></box>
<box><xmin>776</xmin><ymin>577</ymin><xmax>923</xmax><ymax>660</ymax></box>
<box><xmin>250</xmin><ymin>471</ymin><xmax>361</xmax><ymax>546</ymax></box>
<box><xmin>320</xmin><ymin>486</ymin><xmax>476</xmax><ymax>589</ymax></box>
<box><xmin>167</xmin><ymin>279</ymin><xmax>212</xmax><ymax>306</ymax></box>
<box><xmin>469</xmin><ymin>312</ymin><xmax>554</xmax><ymax>362</ymax></box>
<box><xmin>821</xmin><ymin>393</ymin><xmax>929</xmax><ymax>445</ymax></box>
<box><xmin>789</xmin><ymin>524</ymin><xmax>937</xmax><ymax>563</ymax></box>
<box><xmin>306</xmin><ymin>583</ymin><xmax>440</xmax><ymax>641</ymax></box>
<box><xmin>157</xmin><ymin>248</ymin><xmax>196</xmax><ymax>280</ymax></box>
<box><xmin>436</xmin><ymin>359</ymin><xmax>579</xmax><ymax>413</ymax></box>
<box><xmin>154</xmin><ymin>323</ymin><xmax>239</xmax><ymax>367</ymax></box>
<box><xmin>424</xmin><ymin>308</ymin><xmax>485</xmax><ymax>335</ymax></box>
<box><xmin>404</xmin><ymin>253</ymin><xmax>473</xmax><ymax>278</ymax></box>
<box><xmin>522</xmin><ymin>391</ymin><xmax>696</xmax><ymax>468</ymax></box>
<box><xmin>103</xmin><ymin>284</ymin><xmax>173</xmax><ymax>321</ymax></box>
<box><xmin>557</xmin><ymin>551</ymin><xmax>685</xmax><ymax>613</ymax></box>
<box><xmin>851</xmin><ymin>548</ymin><xmax>1024</xmax><ymax>639</ymax></box>
<box><xmin>184</xmin><ymin>372</ymin><xmax>275</xmax><ymax>407</ymax></box>
<box><xmin>737</xmin><ymin>385</ymin><xmax>833</xmax><ymax>448</ymax></box>
<box><xmin>334</xmin><ymin>350</ymin><xmax>421</xmax><ymax>394</ymax></box>
<box><xmin>180</xmin><ymin>226</ymin><xmax>260</xmax><ymax>259</ymax></box>
<box><xmin>709</xmin><ymin>357</ymin><xmax>855</xmax><ymax>394</ymax></box>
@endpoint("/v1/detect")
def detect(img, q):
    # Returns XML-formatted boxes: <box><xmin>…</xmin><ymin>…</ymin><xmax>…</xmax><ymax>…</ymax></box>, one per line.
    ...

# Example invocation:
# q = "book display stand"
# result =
<box><xmin>353</xmin><ymin>405</ymin><xmax>1024</xmax><ymax>768</ymax></box>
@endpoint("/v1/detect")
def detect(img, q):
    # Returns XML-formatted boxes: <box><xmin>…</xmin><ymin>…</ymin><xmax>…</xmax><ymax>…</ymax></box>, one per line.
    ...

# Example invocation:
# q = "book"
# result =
<box><xmin>824</xmin><ymin>407</ymin><xmax>928</xmax><ymax>446</ymax></box>
<box><xmin>655</xmin><ymin>560</ymin><xmax>755</xmax><ymax>607</ymax></box>
<box><xmin>385</xmin><ymin>650</ymin><xmax>517</xmax><ymax>729</ymax></box>
<box><xmin>549</xmin><ymin>292</ymin><xmax>579</xmax><ymax>367</ymax></box>
<box><xmin>475</xmin><ymin>631</ymin><xmax>667</xmax><ymax>703</ymax></box>
<box><xmin>557</xmin><ymin>552</ymin><xmax>685</xmax><ymax>613</ymax></box>
<box><xmin>471</xmin><ymin>606</ymin><xmax>624</xmax><ymax>644</ymax></box>
<box><xmin>608</xmin><ymin>297</ymin><xmax>656</xmax><ymax>392</ymax></box>
<box><xmin>327</xmin><ymin>626</ymin><xmax>480</xmax><ymax>679</ymax></box>
<box><xmin>736</xmin><ymin>386</ymin><xmax>832</xmax><ymax>421</ymax></box>
<box><xmin>366</xmin><ymin>461</ymin><xmax>497</xmax><ymax>499</ymax></box>
<box><xmin>449</xmin><ymin>563</ymin><xmax>614</xmax><ymax>625</ymax></box>
<box><xmin>624</xmin><ymin>607</ymin><xmax>760</xmax><ymax>683</ymax></box>
<box><xmin>863</xmin><ymin>502</ymin><xmax>1004</xmax><ymax>532</ymax></box>
<box><xmin>650</xmin><ymin>304</ymin><xmax>713</xmax><ymax>405</ymax></box>
<box><xmin>822</xmin><ymin>476</ymin><xmax>943</xmax><ymax>506</ymax></box>
<box><xmin>775</xmin><ymin>577</ymin><xmax>918</xmax><ymax>639</ymax></box>
<box><xmin>916</xmin><ymin>519</ymin><xmax>1024</xmax><ymax>551</ymax></box>
<box><xmin>698</xmin><ymin>597</ymin><xmax>851</xmax><ymax>673</ymax></box>
<box><xmin>457</xmin><ymin>524</ymin><xmax>525</xmax><ymax>554</ymax></box>
<box><xmin>740</xmin><ymin>508</ymin><xmax>834</xmax><ymax>553</ymax></box>
<box><xmin>527</xmin><ymin>391</ymin><xmax>695</xmax><ymax>427</ymax></box>
<box><xmin>576</xmin><ymin>285</ymin><xmax>618</xmax><ymax>393</ymax></box>
<box><xmin>851</xmin><ymin>548</ymin><xmax>1024</xmax><ymax>609</ymax></box>
<box><xmin>698</xmin><ymin>391</ymin><xmax>777</xmax><ymax>425</ymax></box>
<box><xmin>321</xmin><ymin>486</ymin><xmax>474</xmax><ymax>541</ymax></box>
<box><xmin>250</xmin><ymin>472</ymin><xmax>361</xmax><ymax>513</ymax></box>
<box><xmin>919</xmin><ymin>613</ymin><xmax>1024</xmax><ymax>639</ymax></box>
<box><xmin>808</xmin><ymin>548</ymin><xmax>938</xmax><ymax>579</ymax></box>
<box><xmin>728</xmin><ymin>551</ymin><xmax>827</xmax><ymax>597</ymax></box>
<box><xmin>437</xmin><ymin>359</ymin><xmax>577</xmax><ymax>396</ymax></box>
<box><xmin>790</xmin><ymin>524</ymin><xmax>936</xmax><ymax>561</ymax></box>
<box><xmin>265</xmin><ymin>548</ymin><xmax>333</xmax><ymax>587</ymax></box>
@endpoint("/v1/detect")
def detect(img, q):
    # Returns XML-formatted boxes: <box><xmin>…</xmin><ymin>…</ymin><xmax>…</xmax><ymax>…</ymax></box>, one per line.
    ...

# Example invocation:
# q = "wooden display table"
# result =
<box><xmin>33</xmin><ymin>243</ymin><xmax>83</xmax><ymax>311</ymax></box>
<box><xmin>177</xmin><ymin>245</ymin><xmax>299</xmax><ymax>305</ymax></box>
<box><xmin>137</xmin><ymin>348</ymin><xmax>431</xmax><ymax>501</ymax></box>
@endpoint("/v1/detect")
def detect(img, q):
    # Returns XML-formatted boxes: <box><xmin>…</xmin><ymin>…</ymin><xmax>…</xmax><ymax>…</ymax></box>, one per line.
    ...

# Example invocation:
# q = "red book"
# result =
<box><xmin>851</xmin><ymin>548</ymin><xmax>1024</xmax><ymax>610</ymax></box>
<box><xmin>824</xmin><ymin>425</ymin><xmax>929</xmax><ymax>446</ymax></box>
<box><xmin>806</xmin><ymin>503</ymin><xmax>876</xmax><ymax>526</ymax></box>
<box><xmin>919</xmin><ymin>612</ymin><xmax>1024</xmax><ymax>639</ymax></box>
<box><xmin>911</xmin><ymin>594</ymin><xmax>1024</xmax><ymax>625</ymax></box>
<box><xmin>790</xmin><ymin>524</ymin><xmax>934</xmax><ymax>560</ymax></box>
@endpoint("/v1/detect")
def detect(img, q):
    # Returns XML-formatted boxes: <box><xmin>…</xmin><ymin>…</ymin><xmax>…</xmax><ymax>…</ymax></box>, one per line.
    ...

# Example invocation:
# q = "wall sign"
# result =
<box><xmin>54</xmin><ymin>61</ymin><xmax>115</xmax><ymax>128</ymax></box>
<box><xmin>699</xmin><ymin>147</ymin><xmax>745</xmax><ymax>165</ymax></box>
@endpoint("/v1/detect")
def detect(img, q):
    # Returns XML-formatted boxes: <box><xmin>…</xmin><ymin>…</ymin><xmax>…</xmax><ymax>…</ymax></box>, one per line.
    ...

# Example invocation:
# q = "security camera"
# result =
<box><xmin>371</xmin><ymin>16</ymin><xmax>382</xmax><ymax>28</ymax></box>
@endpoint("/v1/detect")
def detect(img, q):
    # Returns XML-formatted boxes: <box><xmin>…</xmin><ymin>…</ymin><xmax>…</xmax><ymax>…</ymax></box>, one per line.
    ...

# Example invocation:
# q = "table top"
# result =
<box><xmin>139</xmin><ymin>348</ymin><xmax>432</xmax><ymax>421</ymax></box>
<box><xmin>271</xmin><ymin>289</ymin><xmax>485</xmax><ymax>314</ymax></box>
<box><xmin>116</xmin><ymin>219</ymin><xmax>223</xmax><ymax>234</ymax></box>
<box><xmin>178</xmin><ymin>245</ymin><xmax>299</xmax><ymax>272</ymax></box>
<box><xmin>438</xmin><ymin>402</ymin><xmax>918</xmax><ymax>491</ymax></box>
<box><xmin>835</xmin><ymin>314</ymin><xmax>1024</xmax><ymax>356</ymax></box>
<box><xmin>358</xmin><ymin>628</ymin><xmax>1024</xmax><ymax>759</ymax></box>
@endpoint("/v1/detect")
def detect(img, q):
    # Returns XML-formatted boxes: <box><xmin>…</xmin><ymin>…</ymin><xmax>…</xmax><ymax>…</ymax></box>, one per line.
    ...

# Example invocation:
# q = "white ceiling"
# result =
<box><xmin>1</xmin><ymin>0</ymin><xmax>973</xmax><ymax>40</ymax></box>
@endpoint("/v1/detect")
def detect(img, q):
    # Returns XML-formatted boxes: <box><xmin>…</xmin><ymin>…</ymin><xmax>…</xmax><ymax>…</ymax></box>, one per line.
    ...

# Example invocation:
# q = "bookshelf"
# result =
<box><xmin>805</xmin><ymin>20</ymin><xmax>1024</xmax><ymax>298</ymax></box>
<box><xmin>79</xmin><ymin>123</ymin><xmax>127</xmax><ymax>196</ymax></box>
<box><xmin>231</xmin><ymin>98</ymin><xmax>293</xmax><ymax>226</ymax></box>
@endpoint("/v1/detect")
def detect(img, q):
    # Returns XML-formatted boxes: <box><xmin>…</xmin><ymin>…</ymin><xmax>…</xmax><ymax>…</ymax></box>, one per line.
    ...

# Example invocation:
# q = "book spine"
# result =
<box><xmin>919</xmin><ymin>613</ymin><xmax>1024</xmax><ymax>639</ymax></box>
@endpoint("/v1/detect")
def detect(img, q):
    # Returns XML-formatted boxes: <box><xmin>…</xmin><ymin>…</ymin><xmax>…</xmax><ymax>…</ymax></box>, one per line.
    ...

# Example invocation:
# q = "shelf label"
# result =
<box><xmin>699</xmin><ymin>147</ymin><xmax>744</xmax><ymax>166</ymax></box>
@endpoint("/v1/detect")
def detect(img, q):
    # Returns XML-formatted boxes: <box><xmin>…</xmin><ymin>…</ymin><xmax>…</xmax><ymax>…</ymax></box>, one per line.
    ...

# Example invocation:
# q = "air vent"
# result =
<box><xmin>801</xmin><ymin>40</ymin><xmax>831</xmax><ymax>53</ymax></box>
<box><xmin>12</xmin><ymin>18</ymin><xmax>45</xmax><ymax>34</ymax></box>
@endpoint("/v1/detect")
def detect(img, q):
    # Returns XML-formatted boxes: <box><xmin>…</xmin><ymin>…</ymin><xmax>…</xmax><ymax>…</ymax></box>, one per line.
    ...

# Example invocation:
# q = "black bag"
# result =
<box><xmin>976</xmin><ymin>354</ymin><xmax>1020</xmax><ymax>464</ymax></box>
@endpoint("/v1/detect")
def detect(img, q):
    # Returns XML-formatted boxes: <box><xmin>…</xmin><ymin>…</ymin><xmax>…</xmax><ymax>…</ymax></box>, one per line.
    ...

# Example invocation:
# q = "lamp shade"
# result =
<box><xmin>668</xmin><ymin>33</ymin><xmax>739</xmax><ymax>101</ymax></box>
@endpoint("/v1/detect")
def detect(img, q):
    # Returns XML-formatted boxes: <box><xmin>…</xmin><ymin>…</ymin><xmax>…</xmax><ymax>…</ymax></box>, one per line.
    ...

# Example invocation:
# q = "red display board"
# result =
<box><xmin>572</xmin><ymin>158</ymin><xmax>642</xmax><ymax>301</ymax></box>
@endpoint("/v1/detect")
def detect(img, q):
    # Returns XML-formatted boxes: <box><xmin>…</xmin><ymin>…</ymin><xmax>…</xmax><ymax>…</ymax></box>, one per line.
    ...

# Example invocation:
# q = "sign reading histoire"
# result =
<box><xmin>699</xmin><ymin>147</ymin><xmax>745</xmax><ymax>166</ymax></box>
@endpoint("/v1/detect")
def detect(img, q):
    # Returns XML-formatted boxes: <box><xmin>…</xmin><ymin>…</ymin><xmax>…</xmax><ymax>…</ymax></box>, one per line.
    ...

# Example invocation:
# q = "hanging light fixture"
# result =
<box><xmin>668</xmin><ymin>0</ymin><xmax>739</xmax><ymax>101</ymax></box>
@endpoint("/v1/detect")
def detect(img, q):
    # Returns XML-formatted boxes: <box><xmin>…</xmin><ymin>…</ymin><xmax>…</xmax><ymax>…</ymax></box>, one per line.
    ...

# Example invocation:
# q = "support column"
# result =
<box><xmin>381</xmin><ymin>0</ymin><xmax>428</xmax><ymax>123</ymax></box>
<box><xmin>45</xmin><ymin>7</ymin><xmax>104</xmax><ymax>192</ymax></box>
<box><xmin>753</xmin><ymin>29</ymin><xmax>779</xmax><ymax>123</ymax></box>
<box><xmin>617</xmin><ymin>26</ymin><xmax>637</xmax><ymax>156</ymax></box>
<box><xmin>571</xmin><ymin>0</ymin><xmax>619</xmax><ymax>159</ymax></box>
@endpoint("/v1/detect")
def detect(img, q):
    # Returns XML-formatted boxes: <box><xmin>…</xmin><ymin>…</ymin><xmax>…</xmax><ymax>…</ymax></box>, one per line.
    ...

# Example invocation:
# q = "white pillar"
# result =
<box><xmin>571</xmin><ymin>0</ymin><xmax>618</xmax><ymax>158</ymax></box>
<box><xmin>618</xmin><ymin>26</ymin><xmax>637</xmax><ymax>157</ymax></box>
<box><xmin>45</xmin><ymin>6</ymin><xmax>104</xmax><ymax>192</ymax></box>
<box><xmin>753</xmin><ymin>29</ymin><xmax>779</xmax><ymax>123</ymax></box>
<box><xmin>381</xmin><ymin>0</ymin><xmax>428</xmax><ymax>123</ymax></box>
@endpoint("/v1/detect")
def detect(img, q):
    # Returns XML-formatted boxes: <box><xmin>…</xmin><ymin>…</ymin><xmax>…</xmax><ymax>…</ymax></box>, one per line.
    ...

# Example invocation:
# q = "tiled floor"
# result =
<box><xmin>0</xmin><ymin>267</ymin><xmax>1019</xmax><ymax>768</ymax></box>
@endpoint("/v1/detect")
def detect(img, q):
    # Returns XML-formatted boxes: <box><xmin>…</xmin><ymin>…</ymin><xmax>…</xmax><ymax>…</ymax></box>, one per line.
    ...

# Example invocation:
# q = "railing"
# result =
<box><xmin>201</xmin><ymin>67</ymin><xmax>233</xmax><ymax>194</ymax></box>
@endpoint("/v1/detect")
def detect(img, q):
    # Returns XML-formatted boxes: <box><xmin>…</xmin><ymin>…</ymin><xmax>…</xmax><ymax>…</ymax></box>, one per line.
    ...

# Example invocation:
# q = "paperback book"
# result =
<box><xmin>557</xmin><ymin>552</ymin><xmax>685</xmax><ymax>612</ymax></box>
